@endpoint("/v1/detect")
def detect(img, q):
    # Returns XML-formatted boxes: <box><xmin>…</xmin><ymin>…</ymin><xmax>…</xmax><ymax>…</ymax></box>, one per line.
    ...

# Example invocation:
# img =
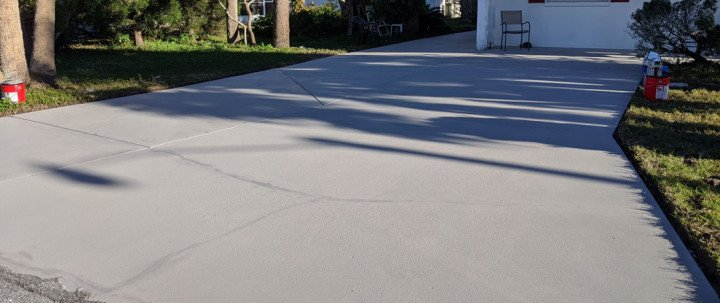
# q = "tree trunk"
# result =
<box><xmin>274</xmin><ymin>0</ymin><xmax>290</xmax><ymax>48</ymax></box>
<box><xmin>133</xmin><ymin>30</ymin><xmax>145</xmax><ymax>47</ymax></box>
<box><xmin>407</xmin><ymin>11</ymin><xmax>419</xmax><ymax>33</ymax></box>
<box><xmin>242</xmin><ymin>0</ymin><xmax>257</xmax><ymax>46</ymax></box>
<box><xmin>29</xmin><ymin>0</ymin><xmax>57</xmax><ymax>85</ymax></box>
<box><xmin>0</xmin><ymin>0</ymin><xmax>30</xmax><ymax>81</ymax></box>
<box><xmin>188</xmin><ymin>28</ymin><xmax>196</xmax><ymax>43</ymax></box>
<box><xmin>346</xmin><ymin>0</ymin><xmax>354</xmax><ymax>36</ymax></box>
<box><xmin>460</xmin><ymin>0</ymin><xmax>477</xmax><ymax>22</ymax></box>
<box><xmin>226</xmin><ymin>0</ymin><xmax>240</xmax><ymax>43</ymax></box>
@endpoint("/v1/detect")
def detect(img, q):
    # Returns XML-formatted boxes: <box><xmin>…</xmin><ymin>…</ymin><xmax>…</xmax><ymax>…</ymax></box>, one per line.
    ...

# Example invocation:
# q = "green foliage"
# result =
<box><xmin>254</xmin><ymin>14</ymin><xmax>275</xmax><ymax>37</ymax></box>
<box><xmin>50</xmin><ymin>0</ymin><xmax>224</xmax><ymax>44</ymax></box>
<box><xmin>292</xmin><ymin>2</ymin><xmax>345</xmax><ymax>37</ymax></box>
<box><xmin>112</xmin><ymin>33</ymin><xmax>134</xmax><ymax>46</ymax></box>
<box><xmin>103</xmin><ymin>0</ymin><xmax>183</xmax><ymax>39</ymax></box>
<box><xmin>144</xmin><ymin>0</ymin><xmax>184</xmax><ymax>37</ymax></box>
<box><xmin>106</xmin><ymin>0</ymin><xmax>150</xmax><ymax>32</ymax></box>
<box><xmin>419</xmin><ymin>7</ymin><xmax>451</xmax><ymax>36</ymax></box>
<box><xmin>291</xmin><ymin>0</ymin><xmax>304</xmax><ymax>13</ymax></box>
<box><xmin>370</xmin><ymin>0</ymin><xmax>425</xmax><ymax>23</ymax></box>
<box><xmin>629</xmin><ymin>0</ymin><xmax>720</xmax><ymax>61</ymax></box>
<box><xmin>0</xmin><ymin>98</ymin><xmax>14</xmax><ymax>112</ymax></box>
<box><xmin>255</xmin><ymin>1</ymin><xmax>345</xmax><ymax>37</ymax></box>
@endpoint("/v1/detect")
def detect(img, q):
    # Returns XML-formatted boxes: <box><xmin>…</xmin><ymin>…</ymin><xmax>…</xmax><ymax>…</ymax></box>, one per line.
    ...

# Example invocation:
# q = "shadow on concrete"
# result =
<box><xmin>33</xmin><ymin>164</ymin><xmax>130</xmax><ymax>187</ymax></box>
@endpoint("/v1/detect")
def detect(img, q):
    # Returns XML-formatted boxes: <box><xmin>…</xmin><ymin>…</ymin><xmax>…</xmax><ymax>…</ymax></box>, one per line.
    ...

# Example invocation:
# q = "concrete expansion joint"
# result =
<box><xmin>0</xmin><ymin>147</ymin><xmax>149</xmax><ymax>185</ymax></box>
<box><xmin>9</xmin><ymin>116</ymin><xmax>149</xmax><ymax>149</ymax></box>
<box><xmin>277</xmin><ymin>69</ymin><xmax>325</xmax><ymax>107</ymax></box>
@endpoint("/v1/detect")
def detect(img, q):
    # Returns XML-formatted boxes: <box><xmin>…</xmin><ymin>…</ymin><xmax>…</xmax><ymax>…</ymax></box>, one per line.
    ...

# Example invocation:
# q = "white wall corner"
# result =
<box><xmin>476</xmin><ymin>0</ymin><xmax>490</xmax><ymax>50</ymax></box>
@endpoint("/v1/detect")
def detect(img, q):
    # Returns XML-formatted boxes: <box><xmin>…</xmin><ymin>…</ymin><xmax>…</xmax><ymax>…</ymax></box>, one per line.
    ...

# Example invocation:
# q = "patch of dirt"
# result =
<box><xmin>684</xmin><ymin>155</ymin><xmax>700</xmax><ymax>166</ymax></box>
<box><xmin>706</xmin><ymin>176</ymin><xmax>720</xmax><ymax>188</ymax></box>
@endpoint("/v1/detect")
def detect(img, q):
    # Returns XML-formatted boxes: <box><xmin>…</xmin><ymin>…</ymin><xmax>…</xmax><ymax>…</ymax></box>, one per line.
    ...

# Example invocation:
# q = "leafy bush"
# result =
<box><xmin>142</xmin><ymin>0</ymin><xmax>184</xmax><ymax>39</ymax></box>
<box><xmin>254</xmin><ymin>2</ymin><xmax>345</xmax><ymax>38</ymax></box>
<box><xmin>111</xmin><ymin>33</ymin><xmax>133</xmax><ymax>47</ymax></box>
<box><xmin>47</xmin><ymin>0</ymin><xmax>224</xmax><ymax>45</ymax></box>
<box><xmin>629</xmin><ymin>0</ymin><xmax>720</xmax><ymax>62</ymax></box>
<box><xmin>370</xmin><ymin>0</ymin><xmax>425</xmax><ymax>24</ymax></box>
<box><xmin>253</xmin><ymin>14</ymin><xmax>275</xmax><ymax>37</ymax></box>
<box><xmin>419</xmin><ymin>7</ymin><xmax>451</xmax><ymax>36</ymax></box>
<box><xmin>292</xmin><ymin>2</ymin><xmax>345</xmax><ymax>37</ymax></box>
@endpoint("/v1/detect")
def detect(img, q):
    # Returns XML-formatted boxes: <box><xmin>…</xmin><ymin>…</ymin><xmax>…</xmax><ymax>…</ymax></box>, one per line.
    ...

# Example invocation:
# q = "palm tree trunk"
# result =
<box><xmin>274</xmin><ymin>0</ymin><xmax>290</xmax><ymax>48</ymax></box>
<box><xmin>0</xmin><ymin>0</ymin><xmax>30</xmax><ymax>82</ymax></box>
<box><xmin>227</xmin><ymin>0</ymin><xmax>240</xmax><ymax>43</ymax></box>
<box><xmin>30</xmin><ymin>0</ymin><xmax>57</xmax><ymax>84</ymax></box>
<box><xmin>346</xmin><ymin>0</ymin><xmax>354</xmax><ymax>36</ymax></box>
<box><xmin>133</xmin><ymin>29</ymin><xmax>145</xmax><ymax>47</ymax></box>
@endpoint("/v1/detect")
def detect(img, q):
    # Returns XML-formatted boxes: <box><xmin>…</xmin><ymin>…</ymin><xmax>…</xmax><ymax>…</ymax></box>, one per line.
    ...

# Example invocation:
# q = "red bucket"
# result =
<box><xmin>643</xmin><ymin>75</ymin><xmax>670</xmax><ymax>101</ymax></box>
<box><xmin>1</xmin><ymin>80</ymin><xmax>27</xmax><ymax>104</ymax></box>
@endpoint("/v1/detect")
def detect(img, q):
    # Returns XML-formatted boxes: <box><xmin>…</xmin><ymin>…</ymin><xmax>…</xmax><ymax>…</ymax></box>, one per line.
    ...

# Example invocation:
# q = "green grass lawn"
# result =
<box><xmin>0</xmin><ymin>33</ymin><xmax>418</xmax><ymax>116</ymax></box>
<box><xmin>615</xmin><ymin>62</ymin><xmax>720</xmax><ymax>289</ymax></box>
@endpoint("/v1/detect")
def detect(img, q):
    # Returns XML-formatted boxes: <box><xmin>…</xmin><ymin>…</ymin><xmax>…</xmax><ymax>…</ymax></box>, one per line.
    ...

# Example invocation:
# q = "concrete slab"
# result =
<box><xmin>0</xmin><ymin>117</ymin><xmax>141</xmax><ymax>182</ymax></box>
<box><xmin>0</xmin><ymin>31</ymin><xmax>717</xmax><ymax>302</ymax></box>
<box><xmin>15</xmin><ymin>69</ymin><xmax>320</xmax><ymax>147</ymax></box>
<box><xmin>0</xmin><ymin>148</ymin><xmax>314</xmax><ymax>302</ymax></box>
<box><xmin>153</xmin><ymin>119</ymin><xmax>634</xmax><ymax>207</ymax></box>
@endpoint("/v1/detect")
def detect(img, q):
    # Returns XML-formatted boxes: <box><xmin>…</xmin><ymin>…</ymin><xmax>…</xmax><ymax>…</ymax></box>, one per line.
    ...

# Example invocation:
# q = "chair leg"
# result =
<box><xmin>528</xmin><ymin>31</ymin><xmax>531</xmax><ymax>51</ymax></box>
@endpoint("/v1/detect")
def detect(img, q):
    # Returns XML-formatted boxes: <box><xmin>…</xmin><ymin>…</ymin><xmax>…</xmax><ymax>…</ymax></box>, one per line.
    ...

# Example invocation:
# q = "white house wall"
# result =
<box><xmin>485</xmin><ymin>0</ymin><xmax>720</xmax><ymax>49</ymax></box>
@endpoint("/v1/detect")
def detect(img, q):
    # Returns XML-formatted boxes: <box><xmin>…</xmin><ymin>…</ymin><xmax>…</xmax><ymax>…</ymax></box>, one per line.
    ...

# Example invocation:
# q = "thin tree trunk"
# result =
<box><xmin>30</xmin><ymin>0</ymin><xmax>57</xmax><ymax>84</ymax></box>
<box><xmin>226</xmin><ymin>0</ymin><xmax>240</xmax><ymax>43</ymax></box>
<box><xmin>346</xmin><ymin>0</ymin><xmax>354</xmax><ymax>36</ymax></box>
<box><xmin>133</xmin><ymin>30</ymin><xmax>145</xmax><ymax>47</ymax></box>
<box><xmin>0</xmin><ymin>0</ymin><xmax>30</xmax><ymax>81</ymax></box>
<box><xmin>274</xmin><ymin>0</ymin><xmax>290</xmax><ymax>48</ymax></box>
<box><xmin>242</xmin><ymin>0</ymin><xmax>256</xmax><ymax>46</ymax></box>
<box><xmin>188</xmin><ymin>28</ymin><xmax>196</xmax><ymax>43</ymax></box>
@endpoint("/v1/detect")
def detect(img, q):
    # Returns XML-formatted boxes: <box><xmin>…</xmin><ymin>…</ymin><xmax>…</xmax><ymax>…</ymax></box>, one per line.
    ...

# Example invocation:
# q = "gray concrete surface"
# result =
<box><xmin>0</xmin><ymin>31</ymin><xmax>717</xmax><ymax>302</ymax></box>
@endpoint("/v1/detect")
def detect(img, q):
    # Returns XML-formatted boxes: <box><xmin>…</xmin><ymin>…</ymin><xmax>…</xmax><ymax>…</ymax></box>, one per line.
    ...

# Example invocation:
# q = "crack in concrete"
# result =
<box><xmin>101</xmin><ymin>201</ymin><xmax>314</xmax><ymax>294</ymax></box>
<box><xmin>151</xmin><ymin>148</ymin><xmax>420</xmax><ymax>205</ymax></box>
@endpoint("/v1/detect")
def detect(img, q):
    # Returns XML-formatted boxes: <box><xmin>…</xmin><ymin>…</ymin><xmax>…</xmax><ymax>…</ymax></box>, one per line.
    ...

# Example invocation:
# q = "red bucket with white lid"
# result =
<box><xmin>1</xmin><ymin>79</ymin><xmax>27</xmax><ymax>104</ymax></box>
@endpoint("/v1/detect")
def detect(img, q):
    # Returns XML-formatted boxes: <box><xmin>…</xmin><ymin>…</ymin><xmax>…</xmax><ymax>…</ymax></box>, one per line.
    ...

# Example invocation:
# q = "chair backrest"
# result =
<box><xmin>501</xmin><ymin>10</ymin><xmax>523</xmax><ymax>25</ymax></box>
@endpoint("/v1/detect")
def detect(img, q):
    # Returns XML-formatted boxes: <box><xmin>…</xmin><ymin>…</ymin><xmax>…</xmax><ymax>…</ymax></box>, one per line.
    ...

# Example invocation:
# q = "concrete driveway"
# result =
<box><xmin>1</xmin><ymin>31</ymin><xmax>717</xmax><ymax>302</ymax></box>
